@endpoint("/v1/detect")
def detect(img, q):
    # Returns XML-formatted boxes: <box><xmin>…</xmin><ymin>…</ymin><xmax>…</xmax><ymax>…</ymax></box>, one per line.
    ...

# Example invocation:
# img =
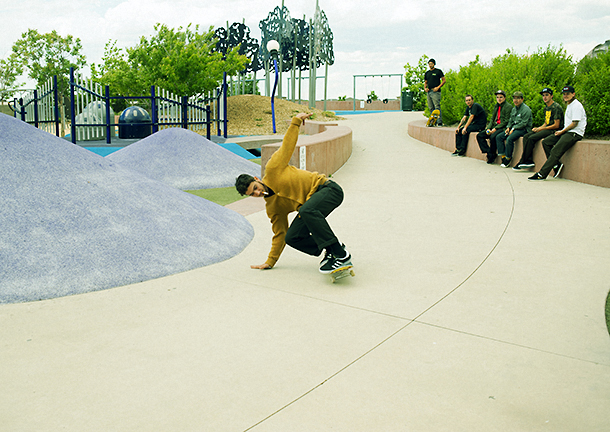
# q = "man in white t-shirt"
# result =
<box><xmin>529</xmin><ymin>85</ymin><xmax>587</xmax><ymax>181</ymax></box>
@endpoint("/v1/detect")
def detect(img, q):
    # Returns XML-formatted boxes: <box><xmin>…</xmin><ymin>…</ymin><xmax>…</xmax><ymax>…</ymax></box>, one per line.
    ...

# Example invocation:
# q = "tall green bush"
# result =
<box><xmin>403</xmin><ymin>55</ymin><xmax>430</xmax><ymax>112</ymax></box>
<box><xmin>441</xmin><ymin>46</ymin><xmax>575</xmax><ymax>126</ymax></box>
<box><xmin>575</xmin><ymin>50</ymin><xmax>610</xmax><ymax>135</ymax></box>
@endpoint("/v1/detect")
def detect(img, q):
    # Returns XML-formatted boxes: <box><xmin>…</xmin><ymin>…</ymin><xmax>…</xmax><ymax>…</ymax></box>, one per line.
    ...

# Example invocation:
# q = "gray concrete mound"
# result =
<box><xmin>106</xmin><ymin>127</ymin><xmax>261</xmax><ymax>189</ymax></box>
<box><xmin>0</xmin><ymin>114</ymin><xmax>254</xmax><ymax>303</ymax></box>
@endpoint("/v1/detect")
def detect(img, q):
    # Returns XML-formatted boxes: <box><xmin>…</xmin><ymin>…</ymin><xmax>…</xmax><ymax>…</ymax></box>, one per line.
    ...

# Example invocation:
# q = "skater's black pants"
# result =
<box><xmin>285</xmin><ymin>180</ymin><xmax>343</xmax><ymax>257</ymax></box>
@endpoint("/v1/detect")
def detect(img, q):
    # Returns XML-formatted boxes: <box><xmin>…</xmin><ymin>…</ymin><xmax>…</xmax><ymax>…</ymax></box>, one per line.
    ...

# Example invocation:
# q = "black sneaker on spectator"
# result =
<box><xmin>486</xmin><ymin>153</ymin><xmax>497</xmax><ymax>164</ymax></box>
<box><xmin>501</xmin><ymin>157</ymin><xmax>512</xmax><ymax>168</ymax></box>
<box><xmin>528</xmin><ymin>173</ymin><xmax>546</xmax><ymax>181</ymax></box>
<box><xmin>519</xmin><ymin>162</ymin><xmax>535</xmax><ymax>168</ymax></box>
<box><xmin>553</xmin><ymin>163</ymin><xmax>564</xmax><ymax>178</ymax></box>
<box><xmin>451</xmin><ymin>150</ymin><xmax>460</xmax><ymax>156</ymax></box>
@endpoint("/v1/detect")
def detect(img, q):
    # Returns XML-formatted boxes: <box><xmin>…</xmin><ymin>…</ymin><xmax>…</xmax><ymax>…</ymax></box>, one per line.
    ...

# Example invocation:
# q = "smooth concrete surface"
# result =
<box><xmin>2</xmin><ymin>112</ymin><xmax>610</xmax><ymax>431</ymax></box>
<box><xmin>409</xmin><ymin>119</ymin><xmax>610</xmax><ymax>188</ymax></box>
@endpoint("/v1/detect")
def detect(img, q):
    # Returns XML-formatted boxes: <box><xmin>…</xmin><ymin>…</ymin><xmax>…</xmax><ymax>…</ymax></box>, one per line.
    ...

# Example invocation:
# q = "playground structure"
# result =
<box><xmin>353</xmin><ymin>74</ymin><xmax>405</xmax><ymax>111</ymax></box>
<box><xmin>9</xmin><ymin>69</ymin><xmax>229</xmax><ymax>144</ymax></box>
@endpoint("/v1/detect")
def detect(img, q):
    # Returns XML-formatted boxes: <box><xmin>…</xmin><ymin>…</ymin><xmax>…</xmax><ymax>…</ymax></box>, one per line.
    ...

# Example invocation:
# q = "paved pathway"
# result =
<box><xmin>2</xmin><ymin>112</ymin><xmax>609</xmax><ymax>431</ymax></box>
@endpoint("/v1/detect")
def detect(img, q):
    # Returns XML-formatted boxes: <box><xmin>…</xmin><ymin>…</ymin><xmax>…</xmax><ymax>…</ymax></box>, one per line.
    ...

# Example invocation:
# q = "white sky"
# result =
<box><xmin>2</xmin><ymin>0</ymin><xmax>609</xmax><ymax>100</ymax></box>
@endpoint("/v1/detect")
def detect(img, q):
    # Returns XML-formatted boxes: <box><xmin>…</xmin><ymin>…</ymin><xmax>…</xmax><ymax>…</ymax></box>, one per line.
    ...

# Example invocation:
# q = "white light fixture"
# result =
<box><xmin>266</xmin><ymin>40</ymin><xmax>280</xmax><ymax>54</ymax></box>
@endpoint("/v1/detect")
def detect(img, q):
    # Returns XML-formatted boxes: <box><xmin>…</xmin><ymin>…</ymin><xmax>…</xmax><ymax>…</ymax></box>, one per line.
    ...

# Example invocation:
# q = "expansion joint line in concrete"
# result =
<box><xmin>244</xmin><ymin>174</ymin><xmax>517</xmax><ymax>431</ymax></box>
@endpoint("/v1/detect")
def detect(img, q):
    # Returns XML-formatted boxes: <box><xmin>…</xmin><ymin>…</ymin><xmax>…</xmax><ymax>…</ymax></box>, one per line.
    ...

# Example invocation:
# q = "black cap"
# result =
<box><xmin>494</xmin><ymin>90</ymin><xmax>506</xmax><ymax>96</ymax></box>
<box><xmin>562</xmin><ymin>85</ymin><xmax>575</xmax><ymax>93</ymax></box>
<box><xmin>540</xmin><ymin>87</ymin><xmax>553</xmax><ymax>95</ymax></box>
<box><xmin>428</xmin><ymin>58</ymin><xmax>436</xmax><ymax>65</ymax></box>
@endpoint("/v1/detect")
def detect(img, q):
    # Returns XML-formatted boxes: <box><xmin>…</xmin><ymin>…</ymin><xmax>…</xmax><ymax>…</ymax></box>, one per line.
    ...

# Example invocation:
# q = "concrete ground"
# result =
<box><xmin>2</xmin><ymin>112</ymin><xmax>609</xmax><ymax>431</ymax></box>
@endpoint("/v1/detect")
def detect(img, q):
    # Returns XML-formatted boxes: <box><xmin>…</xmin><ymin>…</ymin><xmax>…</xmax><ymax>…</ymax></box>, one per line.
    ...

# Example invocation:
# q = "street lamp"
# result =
<box><xmin>267</xmin><ymin>40</ymin><xmax>280</xmax><ymax>133</ymax></box>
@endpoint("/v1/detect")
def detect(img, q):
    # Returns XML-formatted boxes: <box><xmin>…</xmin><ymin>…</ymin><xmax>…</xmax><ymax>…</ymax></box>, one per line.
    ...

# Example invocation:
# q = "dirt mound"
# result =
<box><xmin>225</xmin><ymin>94</ymin><xmax>341</xmax><ymax>136</ymax></box>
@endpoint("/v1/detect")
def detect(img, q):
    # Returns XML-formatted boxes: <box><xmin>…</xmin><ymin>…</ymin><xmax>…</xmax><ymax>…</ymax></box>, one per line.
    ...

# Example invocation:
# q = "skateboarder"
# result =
<box><xmin>235</xmin><ymin>112</ymin><xmax>351</xmax><ymax>274</ymax></box>
<box><xmin>424</xmin><ymin>59</ymin><xmax>446</xmax><ymax>126</ymax></box>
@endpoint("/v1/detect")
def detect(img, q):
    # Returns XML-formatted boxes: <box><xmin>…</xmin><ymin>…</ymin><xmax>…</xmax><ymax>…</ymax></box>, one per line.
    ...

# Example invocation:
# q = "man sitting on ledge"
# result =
<box><xmin>476</xmin><ymin>90</ymin><xmax>512</xmax><ymax>164</ymax></box>
<box><xmin>513</xmin><ymin>87</ymin><xmax>563</xmax><ymax>171</ymax></box>
<box><xmin>529</xmin><ymin>85</ymin><xmax>587</xmax><ymax>181</ymax></box>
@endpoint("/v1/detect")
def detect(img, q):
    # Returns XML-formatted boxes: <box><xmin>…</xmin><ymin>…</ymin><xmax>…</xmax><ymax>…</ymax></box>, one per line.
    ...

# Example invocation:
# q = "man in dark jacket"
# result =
<box><xmin>476</xmin><ymin>90</ymin><xmax>512</xmax><ymax>164</ymax></box>
<box><xmin>453</xmin><ymin>95</ymin><xmax>487</xmax><ymax>156</ymax></box>
<box><xmin>495</xmin><ymin>91</ymin><xmax>532</xmax><ymax>167</ymax></box>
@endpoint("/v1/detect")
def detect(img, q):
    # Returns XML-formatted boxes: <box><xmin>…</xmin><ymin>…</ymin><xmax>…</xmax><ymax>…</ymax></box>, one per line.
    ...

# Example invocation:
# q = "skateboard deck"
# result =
<box><xmin>426</xmin><ymin>109</ymin><xmax>440</xmax><ymax>127</ymax></box>
<box><xmin>330</xmin><ymin>265</ymin><xmax>355</xmax><ymax>283</ymax></box>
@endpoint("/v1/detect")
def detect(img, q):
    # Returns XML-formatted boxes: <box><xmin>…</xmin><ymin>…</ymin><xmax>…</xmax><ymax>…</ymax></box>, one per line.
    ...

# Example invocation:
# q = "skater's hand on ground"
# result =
<box><xmin>251</xmin><ymin>263</ymin><xmax>272</xmax><ymax>270</ymax></box>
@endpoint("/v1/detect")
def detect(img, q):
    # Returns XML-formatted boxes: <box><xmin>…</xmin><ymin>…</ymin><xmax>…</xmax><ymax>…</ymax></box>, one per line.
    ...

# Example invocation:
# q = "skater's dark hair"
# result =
<box><xmin>235</xmin><ymin>174</ymin><xmax>255</xmax><ymax>196</ymax></box>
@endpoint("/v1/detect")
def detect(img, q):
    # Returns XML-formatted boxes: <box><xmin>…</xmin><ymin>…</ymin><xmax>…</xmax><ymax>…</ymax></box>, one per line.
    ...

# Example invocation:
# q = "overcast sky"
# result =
<box><xmin>2</xmin><ymin>0</ymin><xmax>609</xmax><ymax>100</ymax></box>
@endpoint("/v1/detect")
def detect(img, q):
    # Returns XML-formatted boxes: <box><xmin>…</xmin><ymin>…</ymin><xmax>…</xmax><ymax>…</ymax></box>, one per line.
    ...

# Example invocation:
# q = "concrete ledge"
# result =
<box><xmin>260</xmin><ymin>121</ymin><xmax>352</xmax><ymax>177</ymax></box>
<box><xmin>408</xmin><ymin>119</ymin><xmax>610</xmax><ymax>188</ymax></box>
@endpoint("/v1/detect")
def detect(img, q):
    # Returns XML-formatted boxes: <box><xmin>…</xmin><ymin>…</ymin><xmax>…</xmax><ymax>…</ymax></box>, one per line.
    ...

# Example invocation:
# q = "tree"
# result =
<box><xmin>403</xmin><ymin>55</ymin><xmax>429</xmax><ymax>112</ymax></box>
<box><xmin>12</xmin><ymin>29</ymin><xmax>86</xmax><ymax>93</ymax></box>
<box><xmin>575</xmin><ymin>50</ymin><xmax>610</xmax><ymax>136</ymax></box>
<box><xmin>128</xmin><ymin>23</ymin><xmax>248</xmax><ymax>97</ymax></box>
<box><xmin>0</xmin><ymin>54</ymin><xmax>24</xmax><ymax>102</ymax></box>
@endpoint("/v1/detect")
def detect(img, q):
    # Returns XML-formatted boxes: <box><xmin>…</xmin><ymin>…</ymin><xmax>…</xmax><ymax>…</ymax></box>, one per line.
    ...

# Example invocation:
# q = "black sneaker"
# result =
<box><xmin>519</xmin><ymin>162</ymin><xmax>535</xmax><ymax>168</ymax></box>
<box><xmin>501</xmin><ymin>157</ymin><xmax>512</xmax><ymax>168</ymax></box>
<box><xmin>512</xmin><ymin>164</ymin><xmax>523</xmax><ymax>171</ymax></box>
<box><xmin>553</xmin><ymin>163</ymin><xmax>564</xmax><ymax>178</ymax></box>
<box><xmin>451</xmin><ymin>150</ymin><xmax>460</xmax><ymax>157</ymax></box>
<box><xmin>319</xmin><ymin>250</ymin><xmax>333</xmax><ymax>269</ymax></box>
<box><xmin>486</xmin><ymin>153</ymin><xmax>497</xmax><ymax>164</ymax></box>
<box><xmin>528</xmin><ymin>173</ymin><xmax>546</xmax><ymax>181</ymax></box>
<box><xmin>320</xmin><ymin>250</ymin><xmax>352</xmax><ymax>274</ymax></box>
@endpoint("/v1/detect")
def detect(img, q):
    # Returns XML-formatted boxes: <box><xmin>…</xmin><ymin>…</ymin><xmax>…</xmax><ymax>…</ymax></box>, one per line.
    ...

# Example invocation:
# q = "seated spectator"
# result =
<box><xmin>476</xmin><ymin>90</ymin><xmax>512</xmax><ymax>164</ymax></box>
<box><xmin>513</xmin><ymin>87</ymin><xmax>564</xmax><ymax>170</ymax></box>
<box><xmin>529</xmin><ymin>85</ymin><xmax>587</xmax><ymax>181</ymax></box>
<box><xmin>452</xmin><ymin>95</ymin><xmax>487</xmax><ymax>157</ymax></box>
<box><xmin>496</xmin><ymin>91</ymin><xmax>532</xmax><ymax>167</ymax></box>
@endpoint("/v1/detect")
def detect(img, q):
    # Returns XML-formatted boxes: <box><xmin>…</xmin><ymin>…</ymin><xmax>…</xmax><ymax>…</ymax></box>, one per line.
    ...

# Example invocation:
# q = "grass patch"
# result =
<box><xmin>185</xmin><ymin>187</ymin><xmax>246</xmax><ymax>206</ymax></box>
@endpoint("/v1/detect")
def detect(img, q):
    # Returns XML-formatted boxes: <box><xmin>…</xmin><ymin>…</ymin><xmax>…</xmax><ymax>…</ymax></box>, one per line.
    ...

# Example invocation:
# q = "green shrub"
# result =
<box><xmin>575</xmin><ymin>50</ymin><xmax>610</xmax><ymax>135</ymax></box>
<box><xmin>403</xmin><ymin>55</ymin><xmax>430</xmax><ymax>112</ymax></box>
<box><xmin>442</xmin><ymin>46</ymin><xmax>575</xmax><ymax>126</ymax></box>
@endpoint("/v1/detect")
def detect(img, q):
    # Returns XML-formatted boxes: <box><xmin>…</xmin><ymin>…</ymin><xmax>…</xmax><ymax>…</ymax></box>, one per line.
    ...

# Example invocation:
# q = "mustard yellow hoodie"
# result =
<box><xmin>263</xmin><ymin>117</ymin><xmax>326</xmax><ymax>267</ymax></box>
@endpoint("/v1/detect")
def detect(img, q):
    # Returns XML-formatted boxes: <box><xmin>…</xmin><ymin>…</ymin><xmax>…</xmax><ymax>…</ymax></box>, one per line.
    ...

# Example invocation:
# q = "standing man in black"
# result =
<box><xmin>453</xmin><ymin>95</ymin><xmax>487</xmax><ymax>156</ymax></box>
<box><xmin>424</xmin><ymin>58</ymin><xmax>446</xmax><ymax>126</ymax></box>
<box><xmin>476</xmin><ymin>90</ymin><xmax>512</xmax><ymax>164</ymax></box>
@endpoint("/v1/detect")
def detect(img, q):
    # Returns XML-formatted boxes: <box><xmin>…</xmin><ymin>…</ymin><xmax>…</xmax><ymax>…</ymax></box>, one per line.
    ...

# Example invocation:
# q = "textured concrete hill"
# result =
<box><xmin>106</xmin><ymin>128</ymin><xmax>261</xmax><ymax>189</ymax></box>
<box><xmin>0</xmin><ymin>114</ymin><xmax>254</xmax><ymax>303</ymax></box>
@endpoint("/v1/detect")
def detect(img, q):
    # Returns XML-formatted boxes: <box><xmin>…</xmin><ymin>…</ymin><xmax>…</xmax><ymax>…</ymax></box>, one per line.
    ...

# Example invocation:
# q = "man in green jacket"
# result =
<box><xmin>476</xmin><ymin>90</ymin><xmax>512</xmax><ymax>164</ymax></box>
<box><xmin>495</xmin><ymin>91</ymin><xmax>532</xmax><ymax>167</ymax></box>
<box><xmin>235</xmin><ymin>113</ymin><xmax>351</xmax><ymax>274</ymax></box>
<box><xmin>513</xmin><ymin>87</ymin><xmax>563</xmax><ymax>170</ymax></box>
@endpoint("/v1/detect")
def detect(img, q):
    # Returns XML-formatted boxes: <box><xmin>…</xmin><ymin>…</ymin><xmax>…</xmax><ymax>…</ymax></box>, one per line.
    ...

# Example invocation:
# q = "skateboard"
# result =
<box><xmin>330</xmin><ymin>265</ymin><xmax>355</xmax><ymax>283</ymax></box>
<box><xmin>426</xmin><ymin>109</ymin><xmax>440</xmax><ymax>127</ymax></box>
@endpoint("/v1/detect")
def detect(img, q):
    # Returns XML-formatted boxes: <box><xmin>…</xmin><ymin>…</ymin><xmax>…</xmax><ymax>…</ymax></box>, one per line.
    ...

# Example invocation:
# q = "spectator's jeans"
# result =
<box><xmin>538</xmin><ymin>132</ymin><xmax>582</xmax><ymax>178</ymax></box>
<box><xmin>496</xmin><ymin>129</ymin><xmax>527</xmax><ymax>159</ymax></box>
<box><xmin>476</xmin><ymin>129</ymin><xmax>503</xmax><ymax>155</ymax></box>
<box><xmin>426</xmin><ymin>90</ymin><xmax>442</xmax><ymax>124</ymax></box>
<box><xmin>455</xmin><ymin>125</ymin><xmax>484</xmax><ymax>154</ymax></box>
<box><xmin>519</xmin><ymin>129</ymin><xmax>554</xmax><ymax>164</ymax></box>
